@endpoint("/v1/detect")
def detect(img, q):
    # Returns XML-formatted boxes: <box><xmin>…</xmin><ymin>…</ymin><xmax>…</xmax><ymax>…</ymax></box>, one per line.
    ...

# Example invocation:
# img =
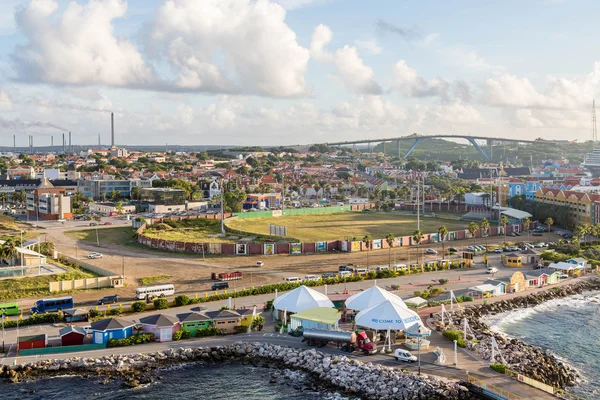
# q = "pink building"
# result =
<box><xmin>139</xmin><ymin>314</ymin><xmax>181</xmax><ymax>342</ymax></box>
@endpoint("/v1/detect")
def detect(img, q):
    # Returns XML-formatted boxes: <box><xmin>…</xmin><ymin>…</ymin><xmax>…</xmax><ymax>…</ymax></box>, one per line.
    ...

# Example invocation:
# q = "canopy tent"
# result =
<box><xmin>354</xmin><ymin>299</ymin><xmax>422</xmax><ymax>331</ymax></box>
<box><xmin>273</xmin><ymin>285</ymin><xmax>334</xmax><ymax>314</ymax></box>
<box><xmin>404</xmin><ymin>296</ymin><xmax>428</xmax><ymax>308</ymax></box>
<box><xmin>548</xmin><ymin>262</ymin><xmax>578</xmax><ymax>271</ymax></box>
<box><xmin>345</xmin><ymin>285</ymin><xmax>407</xmax><ymax>311</ymax></box>
<box><xmin>290</xmin><ymin>307</ymin><xmax>341</xmax><ymax>330</ymax></box>
<box><xmin>405</xmin><ymin>322</ymin><xmax>432</xmax><ymax>337</ymax></box>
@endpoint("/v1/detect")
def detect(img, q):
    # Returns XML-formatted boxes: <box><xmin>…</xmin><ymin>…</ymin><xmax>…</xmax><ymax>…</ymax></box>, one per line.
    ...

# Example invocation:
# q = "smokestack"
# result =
<box><xmin>51</xmin><ymin>136</ymin><xmax>54</xmax><ymax>153</ymax></box>
<box><xmin>62</xmin><ymin>133</ymin><xmax>65</xmax><ymax>154</ymax></box>
<box><xmin>111</xmin><ymin>112</ymin><xmax>114</xmax><ymax>147</ymax></box>
<box><xmin>13</xmin><ymin>135</ymin><xmax>15</xmax><ymax>149</ymax></box>
<box><xmin>30</xmin><ymin>135</ymin><xmax>33</xmax><ymax>154</ymax></box>
<box><xmin>69</xmin><ymin>131</ymin><xmax>72</xmax><ymax>153</ymax></box>
<box><xmin>98</xmin><ymin>133</ymin><xmax>100</xmax><ymax>147</ymax></box>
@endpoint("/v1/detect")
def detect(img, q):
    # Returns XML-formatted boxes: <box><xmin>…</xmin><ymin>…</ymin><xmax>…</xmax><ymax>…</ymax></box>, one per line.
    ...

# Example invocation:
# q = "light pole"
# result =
<box><xmin>1</xmin><ymin>311</ymin><xmax>5</xmax><ymax>353</ymax></box>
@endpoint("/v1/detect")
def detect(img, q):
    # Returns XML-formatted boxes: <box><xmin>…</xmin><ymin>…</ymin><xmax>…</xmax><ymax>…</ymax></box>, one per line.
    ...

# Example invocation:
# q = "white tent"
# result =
<box><xmin>354</xmin><ymin>299</ymin><xmax>422</xmax><ymax>331</ymax></box>
<box><xmin>273</xmin><ymin>285</ymin><xmax>334</xmax><ymax>313</ymax></box>
<box><xmin>404</xmin><ymin>296</ymin><xmax>428</xmax><ymax>308</ymax></box>
<box><xmin>345</xmin><ymin>285</ymin><xmax>407</xmax><ymax>311</ymax></box>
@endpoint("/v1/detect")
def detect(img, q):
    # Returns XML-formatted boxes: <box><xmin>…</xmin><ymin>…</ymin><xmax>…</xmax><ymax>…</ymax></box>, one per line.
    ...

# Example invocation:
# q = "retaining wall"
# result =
<box><xmin>49</xmin><ymin>276</ymin><xmax>120</xmax><ymax>292</ymax></box>
<box><xmin>18</xmin><ymin>343</ymin><xmax>106</xmax><ymax>356</ymax></box>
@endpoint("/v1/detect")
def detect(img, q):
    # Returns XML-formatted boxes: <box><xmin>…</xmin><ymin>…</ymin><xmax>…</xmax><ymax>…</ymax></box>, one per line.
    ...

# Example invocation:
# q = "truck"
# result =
<box><xmin>211</xmin><ymin>272</ymin><xmax>243</xmax><ymax>281</ymax></box>
<box><xmin>302</xmin><ymin>329</ymin><xmax>377</xmax><ymax>355</ymax></box>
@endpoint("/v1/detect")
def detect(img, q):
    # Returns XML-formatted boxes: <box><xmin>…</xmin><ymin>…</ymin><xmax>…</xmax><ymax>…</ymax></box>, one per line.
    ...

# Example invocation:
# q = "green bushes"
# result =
<box><xmin>88</xmin><ymin>309</ymin><xmax>101</xmax><ymax>320</ymax></box>
<box><xmin>438</xmin><ymin>278</ymin><xmax>449</xmax><ymax>285</ymax></box>
<box><xmin>376</xmin><ymin>270</ymin><xmax>397</xmax><ymax>279</ymax></box>
<box><xmin>109</xmin><ymin>308</ymin><xmax>122</xmax><ymax>316</ymax></box>
<box><xmin>153</xmin><ymin>298</ymin><xmax>169</xmax><ymax>310</ymax></box>
<box><xmin>390</xmin><ymin>284</ymin><xmax>400</xmax><ymax>290</ymax></box>
<box><xmin>173</xmin><ymin>329</ymin><xmax>191</xmax><ymax>341</ymax></box>
<box><xmin>490</xmin><ymin>363</ymin><xmax>507</xmax><ymax>374</ymax></box>
<box><xmin>3</xmin><ymin>313</ymin><xmax>60</xmax><ymax>329</ymax></box>
<box><xmin>131</xmin><ymin>301</ymin><xmax>146</xmax><ymax>313</ymax></box>
<box><xmin>195</xmin><ymin>327</ymin><xmax>222</xmax><ymax>337</ymax></box>
<box><xmin>107</xmin><ymin>333</ymin><xmax>155</xmax><ymax>347</ymax></box>
<box><xmin>442</xmin><ymin>329</ymin><xmax>466</xmax><ymax>348</ymax></box>
<box><xmin>175</xmin><ymin>295</ymin><xmax>191</xmax><ymax>307</ymax></box>
<box><xmin>462</xmin><ymin>295</ymin><xmax>474</xmax><ymax>302</ymax></box>
<box><xmin>234</xmin><ymin>325</ymin><xmax>248</xmax><ymax>334</ymax></box>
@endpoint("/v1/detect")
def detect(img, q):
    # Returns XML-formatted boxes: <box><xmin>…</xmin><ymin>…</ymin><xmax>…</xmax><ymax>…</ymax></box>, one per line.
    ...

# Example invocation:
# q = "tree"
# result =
<box><xmin>499</xmin><ymin>215</ymin><xmax>509</xmax><ymax>245</ymax></box>
<box><xmin>437</xmin><ymin>225</ymin><xmax>448</xmax><ymax>257</ymax></box>
<box><xmin>468</xmin><ymin>222</ymin><xmax>479</xmax><ymax>247</ymax></box>
<box><xmin>130</xmin><ymin>186</ymin><xmax>141</xmax><ymax>201</ymax></box>
<box><xmin>545</xmin><ymin>217</ymin><xmax>554</xmax><ymax>241</ymax></box>
<box><xmin>362</xmin><ymin>234</ymin><xmax>372</xmax><ymax>267</ymax></box>
<box><xmin>385</xmin><ymin>233</ymin><xmax>395</xmax><ymax>268</ymax></box>
<box><xmin>523</xmin><ymin>217</ymin><xmax>531</xmax><ymax>243</ymax></box>
<box><xmin>412</xmin><ymin>229</ymin><xmax>424</xmax><ymax>265</ymax></box>
<box><xmin>109</xmin><ymin>190</ymin><xmax>121</xmax><ymax>202</ymax></box>
<box><xmin>1</xmin><ymin>237</ymin><xmax>19</xmax><ymax>266</ymax></box>
<box><xmin>479</xmin><ymin>218</ymin><xmax>490</xmax><ymax>249</ymax></box>
<box><xmin>115</xmin><ymin>201</ymin><xmax>124</xmax><ymax>215</ymax></box>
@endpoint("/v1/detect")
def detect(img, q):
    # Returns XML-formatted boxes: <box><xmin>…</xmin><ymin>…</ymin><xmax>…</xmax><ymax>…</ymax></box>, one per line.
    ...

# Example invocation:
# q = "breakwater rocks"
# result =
<box><xmin>432</xmin><ymin>279</ymin><xmax>600</xmax><ymax>388</ymax></box>
<box><xmin>0</xmin><ymin>343</ymin><xmax>478</xmax><ymax>400</ymax></box>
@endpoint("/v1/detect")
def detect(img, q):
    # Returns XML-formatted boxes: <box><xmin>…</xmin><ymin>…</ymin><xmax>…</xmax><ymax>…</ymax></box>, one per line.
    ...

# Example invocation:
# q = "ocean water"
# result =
<box><xmin>484</xmin><ymin>292</ymin><xmax>600</xmax><ymax>398</ymax></box>
<box><xmin>0</xmin><ymin>363</ymin><xmax>350</xmax><ymax>400</ymax></box>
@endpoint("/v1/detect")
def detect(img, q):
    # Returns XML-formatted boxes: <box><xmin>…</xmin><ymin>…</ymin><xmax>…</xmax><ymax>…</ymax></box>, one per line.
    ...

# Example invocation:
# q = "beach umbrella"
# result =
<box><xmin>345</xmin><ymin>285</ymin><xmax>407</xmax><ymax>311</ymax></box>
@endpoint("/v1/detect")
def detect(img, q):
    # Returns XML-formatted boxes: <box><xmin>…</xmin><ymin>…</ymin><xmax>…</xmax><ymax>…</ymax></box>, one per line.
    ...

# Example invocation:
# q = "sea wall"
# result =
<box><xmin>0</xmin><ymin>342</ymin><xmax>477</xmax><ymax>400</ymax></box>
<box><xmin>432</xmin><ymin>279</ymin><xmax>600</xmax><ymax>389</ymax></box>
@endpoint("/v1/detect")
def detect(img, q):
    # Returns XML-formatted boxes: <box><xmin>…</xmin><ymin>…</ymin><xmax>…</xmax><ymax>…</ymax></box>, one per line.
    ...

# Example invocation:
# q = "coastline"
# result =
<box><xmin>432</xmin><ymin>278</ymin><xmax>600</xmax><ymax>389</ymax></box>
<box><xmin>0</xmin><ymin>342</ymin><xmax>479</xmax><ymax>400</ymax></box>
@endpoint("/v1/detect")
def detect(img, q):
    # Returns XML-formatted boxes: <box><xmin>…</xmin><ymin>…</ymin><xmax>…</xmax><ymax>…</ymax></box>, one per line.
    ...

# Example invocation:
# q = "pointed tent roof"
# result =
<box><xmin>273</xmin><ymin>285</ymin><xmax>334</xmax><ymax>313</ymax></box>
<box><xmin>354</xmin><ymin>299</ymin><xmax>422</xmax><ymax>331</ymax></box>
<box><xmin>344</xmin><ymin>286</ymin><xmax>407</xmax><ymax>311</ymax></box>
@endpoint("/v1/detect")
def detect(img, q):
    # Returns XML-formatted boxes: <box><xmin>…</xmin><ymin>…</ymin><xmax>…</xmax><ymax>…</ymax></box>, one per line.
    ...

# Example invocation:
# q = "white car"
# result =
<box><xmin>486</xmin><ymin>267</ymin><xmax>498</xmax><ymax>274</ymax></box>
<box><xmin>88</xmin><ymin>252</ymin><xmax>103</xmax><ymax>259</ymax></box>
<box><xmin>304</xmin><ymin>275</ymin><xmax>320</xmax><ymax>282</ymax></box>
<box><xmin>394</xmin><ymin>349</ymin><xmax>417</xmax><ymax>362</ymax></box>
<box><xmin>493</xmin><ymin>248</ymin><xmax>503</xmax><ymax>254</ymax></box>
<box><xmin>256</xmin><ymin>261</ymin><xmax>264</xmax><ymax>267</ymax></box>
<box><xmin>425</xmin><ymin>248</ymin><xmax>438</xmax><ymax>255</ymax></box>
<box><xmin>557</xmin><ymin>273</ymin><xmax>569</xmax><ymax>279</ymax></box>
<box><xmin>82</xmin><ymin>325</ymin><xmax>92</xmax><ymax>335</ymax></box>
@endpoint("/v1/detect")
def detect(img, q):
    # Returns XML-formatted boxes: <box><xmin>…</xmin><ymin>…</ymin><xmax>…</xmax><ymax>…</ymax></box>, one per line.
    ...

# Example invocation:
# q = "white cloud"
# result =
<box><xmin>271</xmin><ymin>0</ymin><xmax>331</xmax><ymax>9</ymax></box>
<box><xmin>310</xmin><ymin>24</ymin><xmax>382</xmax><ymax>94</ymax></box>
<box><xmin>150</xmin><ymin>0</ymin><xmax>310</xmax><ymax>97</ymax></box>
<box><xmin>421</xmin><ymin>33</ymin><xmax>439</xmax><ymax>46</ymax></box>
<box><xmin>441</xmin><ymin>45</ymin><xmax>500</xmax><ymax>71</ymax></box>
<box><xmin>354</xmin><ymin>39</ymin><xmax>382</xmax><ymax>55</ymax></box>
<box><xmin>0</xmin><ymin>91</ymin><xmax>12</xmax><ymax>111</ymax></box>
<box><xmin>13</xmin><ymin>0</ymin><xmax>155</xmax><ymax>86</ymax></box>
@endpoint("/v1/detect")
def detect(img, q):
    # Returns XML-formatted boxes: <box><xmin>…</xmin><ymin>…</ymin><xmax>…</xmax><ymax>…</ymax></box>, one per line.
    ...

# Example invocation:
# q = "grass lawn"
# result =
<box><xmin>226</xmin><ymin>212</ymin><xmax>468</xmax><ymax>242</ymax></box>
<box><xmin>0</xmin><ymin>267</ymin><xmax>96</xmax><ymax>301</ymax></box>
<box><xmin>139</xmin><ymin>275</ymin><xmax>171</xmax><ymax>285</ymax></box>
<box><xmin>66</xmin><ymin>227</ymin><xmax>138</xmax><ymax>247</ymax></box>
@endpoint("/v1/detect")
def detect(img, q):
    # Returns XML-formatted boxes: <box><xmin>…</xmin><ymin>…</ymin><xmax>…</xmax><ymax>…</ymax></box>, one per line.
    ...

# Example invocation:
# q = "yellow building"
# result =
<box><xmin>503</xmin><ymin>253</ymin><xmax>523</xmax><ymax>267</ymax></box>
<box><xmin>535</xmin><ymin>188</ymin><xmax>594</xmax><ymax>227</ymax></box>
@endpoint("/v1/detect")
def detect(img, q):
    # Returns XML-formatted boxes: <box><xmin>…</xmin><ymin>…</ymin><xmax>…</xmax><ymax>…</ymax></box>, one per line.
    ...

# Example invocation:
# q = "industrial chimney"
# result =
<box><xmin>69</xmin><ymin>131</ymin><xmax>72</xmax><ymax>153</ymax></box>
<box><xmin>111</xmin><ymin>112</ymin><xmax>115</xmax><ymax>147</ymax></box>
<box><xmin>62</xmin><ymin>133</ymin><xmax>65</xmax><ymax>153</ymax></box>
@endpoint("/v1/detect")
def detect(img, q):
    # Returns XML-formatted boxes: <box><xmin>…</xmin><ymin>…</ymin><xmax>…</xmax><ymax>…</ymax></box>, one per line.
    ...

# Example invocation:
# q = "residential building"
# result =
<box><xmin>78</xmin><ymin>179</ymin><xmax>152</xmax><ymax>199</ymax></box>
<box><xmin>140</xmin><ymin>187</ymin><xmax>186</xmax><ymax>213</ymax></box>
<box><xmin>25</xmin><ymin>178</ymin><xmax>72</xmax><ymax>220</ymax></box>
<box><xmin>90</xmin><ymin>318</ymin><xmax>135</xmax><ymax>344</ymax></box>
<box><xmin>6</xmin><ymin>166</ymin><xmax>35</xmax><ymax>180</ymax></box>
<box><xmin>535</xmin><ymin>188</ymin><xmax>597</xmax><ymax>227</ymax></box>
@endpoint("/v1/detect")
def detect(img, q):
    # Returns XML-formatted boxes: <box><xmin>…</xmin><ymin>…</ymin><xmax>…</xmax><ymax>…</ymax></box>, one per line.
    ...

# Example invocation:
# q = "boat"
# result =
<box><xmin>581</xmin><ymin>146</ymin><xmax>600</xmax><ymax>176</ymax></box>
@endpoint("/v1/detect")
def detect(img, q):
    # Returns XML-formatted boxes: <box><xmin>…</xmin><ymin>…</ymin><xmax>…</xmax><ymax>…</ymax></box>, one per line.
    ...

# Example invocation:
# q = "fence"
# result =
<box><xmin>467</xmin><ymin>374</ymin><xmax>525</xmax><ymax>400</ymax></box>
<box><xmin>504</xmin><ymin>369</ymin><xmax>586</xmax><ymax>400</ymax></box>
<box><xmin>234</xmin><ymin>203</ymin><xmax>373</xmax><ymax>219</ymax></box>
<box><xmin>49</xmin><ymin>276</ymin><xmax>121</xmax><ymax>292</ymax></box>
<box><xmin>61</xmin><ymin>255</ymin><xmax>116</xmax><ymax>277</ymax></box>
<box><xmin>18</xmin><ymin>343</ymin><xmax>106</xmax><ymax>356</ymax></box>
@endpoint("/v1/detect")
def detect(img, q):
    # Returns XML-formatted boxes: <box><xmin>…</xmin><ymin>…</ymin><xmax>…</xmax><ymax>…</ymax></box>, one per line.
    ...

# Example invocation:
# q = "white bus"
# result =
<box><xmin>135</xmin><ymin>284</ymin><xmax>175</xmax><ymax>300</ymax></box>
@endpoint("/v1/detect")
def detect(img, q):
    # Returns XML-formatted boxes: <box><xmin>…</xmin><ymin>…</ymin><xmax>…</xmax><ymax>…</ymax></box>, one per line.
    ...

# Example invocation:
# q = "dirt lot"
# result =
<box><xmin>25</xmin><ymin>223</ymin><xmax>563</xmax><ymax>308</ymax></box>
<box><xmin>226</xmin><ymin>212</ymin><xmax>467</xmax><ymax>242</ymax></box>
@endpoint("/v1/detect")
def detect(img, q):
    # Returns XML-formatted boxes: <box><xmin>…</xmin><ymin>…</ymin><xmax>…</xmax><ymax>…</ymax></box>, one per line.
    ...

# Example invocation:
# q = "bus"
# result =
<box><xmin>30</xmin><ymin>296</ymin><xmax>74</xmax><ymax>314</ymax></box>
<box><xmin>135</xmin><ymin>284</ymin><xmax>175</xmax><ymax>300</ymax></box>
<box><xmin>0</xmin><ymin>302</ymin><xmax>19</xmax><ymax>316</ymax></box>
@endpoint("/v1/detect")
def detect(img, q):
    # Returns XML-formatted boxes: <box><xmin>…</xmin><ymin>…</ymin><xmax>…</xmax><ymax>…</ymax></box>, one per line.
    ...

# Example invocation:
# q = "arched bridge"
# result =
<box><xmin>324</xmin><ymin>134</ymin><xmax>557</xmax><ymax>160</ymax></box>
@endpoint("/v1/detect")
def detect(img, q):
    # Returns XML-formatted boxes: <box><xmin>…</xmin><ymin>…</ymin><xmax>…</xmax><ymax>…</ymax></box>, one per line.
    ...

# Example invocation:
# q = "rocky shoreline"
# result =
<box><xmin>432</xmin><ymin>278</ymin><xmax>600</xmax><ymax>389</ymax></box>
<box><xmin>0</xmin><ymin>342</ymin><xmax>478</xmax><ymax>400</ymax></box>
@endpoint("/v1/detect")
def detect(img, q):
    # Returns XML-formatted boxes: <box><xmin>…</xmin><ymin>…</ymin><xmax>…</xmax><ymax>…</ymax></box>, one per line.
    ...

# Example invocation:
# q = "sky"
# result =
<box><xmin>0</xmin><ymin>0</ymin><xmax>599</xmax><ymax>147</ymax></box>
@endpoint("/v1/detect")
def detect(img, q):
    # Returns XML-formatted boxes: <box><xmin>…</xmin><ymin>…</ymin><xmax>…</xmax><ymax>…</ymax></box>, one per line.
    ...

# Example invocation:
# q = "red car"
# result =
<box><xmin>104</xmin><ymin>221</ymin><xmax>113</xmax><ymax>225</ymax></box>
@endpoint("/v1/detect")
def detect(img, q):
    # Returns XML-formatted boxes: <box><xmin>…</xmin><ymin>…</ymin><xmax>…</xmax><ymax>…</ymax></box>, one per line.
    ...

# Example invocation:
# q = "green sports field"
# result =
<box><xmin>226</xmin><ymin>212</ymin><xmax>467</xmax><ymax>242</ymax></box>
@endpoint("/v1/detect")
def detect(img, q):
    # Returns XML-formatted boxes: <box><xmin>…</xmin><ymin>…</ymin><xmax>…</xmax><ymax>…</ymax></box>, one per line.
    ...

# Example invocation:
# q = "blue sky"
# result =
<box><xmin>0</xmin><ymin>0</ymin><xmax>597</xmax><ymax>146</ymax></box>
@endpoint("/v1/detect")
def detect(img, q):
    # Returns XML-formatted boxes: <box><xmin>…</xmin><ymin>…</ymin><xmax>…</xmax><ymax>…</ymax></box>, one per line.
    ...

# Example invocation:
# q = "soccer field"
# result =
<box><xmin>226</xmin><ymin>212</ymin><xmax>467</xmax><ymax>242</ymax></box>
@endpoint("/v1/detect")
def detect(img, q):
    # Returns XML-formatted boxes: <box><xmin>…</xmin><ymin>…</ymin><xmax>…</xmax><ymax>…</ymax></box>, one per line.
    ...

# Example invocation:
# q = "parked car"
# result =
<box><xmin>338</xmin><ymin>265</ymin><xmax>354</xmax><ymax>272</ymax></box>
<box><xmin>486</xmin><ymin>267</ymin><xmax>499</xmax><ymax>274</ymax></box>
<box><xmin>425</xmin><ymin>248</ymin><xmax>438</xmax><ymax>255</ymax></box>
<box><xmin>494</xmin><ymin>248</ymin><xmax>503</xmax><ymax>254</ymax></box>
<box><xmin>533</xmin><ymin>264</ymin><xmax>544</xmax><ymax>270</ymax></box>
<box><xmin>97</xmin><ymin>294</ymin><xmax>119</xmax><ymax>305</ymax></box>
<box><xmin>557</xmin><ymin>273</ymin><xmax>569</xmax><ymax>279</ymax></box>
<box><xmin>322</xmin><ymin>272</ymin><xmax>336</xmax><ymax>279</ymax></box>
<box><xmin>256</xmin><ymin>261</ymin><xmax>264</xmax><ymax>267</ymax></box>
<box><xmin>394</xmin><ymin>349</ymin><xmax>417</xmax><ymax>362</ymax></box>
<box><xmin>448</xmin><ymin>247</ymin><xmax>459</xmax><ymax>253</ymax></box>
<box><xmin>82</xmin><ymin>325</ymin><xmax>92</xmax><ymax>335</ymax></box>
<box><xmin>104</xmin><ymin>221</ymin><xmax>113</xmax><ymax>225</ymax></box>
<box><xmin>89</xmin><ymin>222</ymin><xmax>99</xmax><ymax>226</ymax></box>
<box><xmin>88</xmin><ymin>252</ymin><xmax>102</xmax><ymax>259</ymax></box>
<box><xmin>304</xmin><ymin>275</ymin><xmax>320</xmax><ymax>282</ymax></box>
<box><xmin>509</xmin><ymin>231</ymin><xmax>517</xmax><ymax>237</ymax></box>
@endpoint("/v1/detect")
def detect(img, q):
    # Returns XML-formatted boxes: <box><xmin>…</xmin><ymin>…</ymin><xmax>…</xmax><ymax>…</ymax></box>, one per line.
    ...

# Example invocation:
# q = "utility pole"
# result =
<box><xmin>122</xmin><ymin>256</ymin><xmax>125</xmax><ymax>278</ymax></box>
<box><xmin>416</xmin><ymin>176</ymin><xmax>420</xmax><ymax>231</ymax></box>
<box><xmin>281</xmin><ymin>173</ymin><xmax>285</xmax><ymax>213</ymax></box>
<box><xmin>220</xmin><ymin>179</ymin><xmax>225</xmax><ymax>234</ymax></box>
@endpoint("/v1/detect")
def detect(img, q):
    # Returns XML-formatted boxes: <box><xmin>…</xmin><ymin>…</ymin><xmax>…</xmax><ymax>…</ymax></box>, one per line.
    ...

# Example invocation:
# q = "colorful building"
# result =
<box><xmin>503</xmin><ymin>253</ymin><xmax>523</xmax><ymax>267</ymax></box>
<box><xmin>59</xmin><ymin>326</ymin><xmax>86</xmax><ymax>346</ymax></box>
<box><xmin>90</xmin><ymin>318</ymin><xmax>135</xmax><ymax>344</ymax></box>
<box><xmin>243</xmin><ymin>193</ymin><xmax>281</xmax><ymax>210</ymax></box>
<box><xmin>176</xmin><ymin>312</ymin><xmax>213</xmax><ymax>336</ymax></box>
<box><xmin>139</xmin><ymin>314</ymin><xmax>181</xmax><ymax>342</ymax></box>
<box><xmin>534</xmin><ymin>188</ymin><xmax>598</xmax><ymax>227</ymax></box>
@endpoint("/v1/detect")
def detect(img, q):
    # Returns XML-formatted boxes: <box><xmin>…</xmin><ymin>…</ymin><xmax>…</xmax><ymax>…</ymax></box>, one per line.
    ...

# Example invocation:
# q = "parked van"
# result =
<box><xmin>393</xmin><ymin>264</ymin><xmax>408</xmax><ymax>271</ymax></box>
<box><xmin>338</xmin><ymin>271</ymin><xmax>352</xmax><ymax>278</ymax></box>
<box><xmin>211</xmin><ymin>282</ymin><xmax>229</xmax><ymax>290</ymax></box>
<box><xmin>304</xmin><ymin>275</ymin><xmax>320</xmax><ymax>282</ymax></box>
<box><xmin>285</xmin><ymin>277</ymin><xmax>302</xmax><ymax>283</ymax></box>
<box><xmin>353</xmin><ymin>268</ymin><xmax>369</xmax><ymax>276</ymax></box>
<box><xmin>375</xmin><ymin>266</ymin><xmax>389</xmax><ymax>272</ymax></box>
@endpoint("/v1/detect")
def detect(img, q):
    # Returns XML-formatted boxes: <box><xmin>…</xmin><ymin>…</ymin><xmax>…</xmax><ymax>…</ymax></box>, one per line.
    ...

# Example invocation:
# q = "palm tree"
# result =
<box><xmin>523</xmin><ymin>217</ymin><xmax>531</xmax><ymax>243</ymax></box>
<box><xmin>362</xmin><ymin>235</ymin><xmax>372</xmax><ymax>267</ymax></box>
<box><xmin>412</xmin><ymin>229</ymin><xmax>424</xmax><ymax>265</ymax></box>
<box><xmin>1</xmin><ymin>237</ymin><xmax>19</xmax><ymax>266</ymax></box>
<box><xmin>130</xmin><ymin>186</ymin><xmax>141</xmax><ymax>201</ymax></box>
<box><xmin>385</xmin><ymin>233</ymin><xmax>395</xmax><ymax>268</ymax></box>
<box><xmin>499</xmin><ymin>215</ymin><xmax>509</xmax><ymax>245</ymax></box>
<box><xmin>468</xmin><ymin>222</ymin><xmax>479</xmax><ymax>247</ymax></box>
<box><xmin>545</xmin><ymin>217</ymin><xmax>554</xmax><ymax>241</ymax></box>
<box><xmin>115</xmin><ymin>201</ymin><xmax>124</xmax><ymax>215</ymax></box>
<box><xmin>437</xmin><ymin>225</ymin><xmax>448</xmax><ymax>257</ymax></box>
<box><xmin>479</xmin><ymin>218</ymin><xmax>490</xmax><ymax>249</ymax></box>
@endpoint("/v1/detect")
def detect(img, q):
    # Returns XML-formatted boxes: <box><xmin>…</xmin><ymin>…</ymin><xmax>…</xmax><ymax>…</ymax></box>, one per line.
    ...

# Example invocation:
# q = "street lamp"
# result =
<box><xmin>1</xmin><ymin>310</ymin><xmax>5</xmax><ymax>353</ymax></box>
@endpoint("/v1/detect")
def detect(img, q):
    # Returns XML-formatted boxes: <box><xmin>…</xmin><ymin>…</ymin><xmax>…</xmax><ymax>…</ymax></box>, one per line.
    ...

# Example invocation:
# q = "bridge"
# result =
<box><xmin>324</xmin><ymin>134</ymin><xmax>556</xmax><ymax>160</ymax></box>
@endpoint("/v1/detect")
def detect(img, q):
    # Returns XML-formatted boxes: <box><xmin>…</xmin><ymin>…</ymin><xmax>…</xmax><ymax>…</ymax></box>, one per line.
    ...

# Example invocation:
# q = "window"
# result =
<box><xmin>216</xmin><ymin>321</ymin><xmax>225</xmax><ymax>325</ymax></box>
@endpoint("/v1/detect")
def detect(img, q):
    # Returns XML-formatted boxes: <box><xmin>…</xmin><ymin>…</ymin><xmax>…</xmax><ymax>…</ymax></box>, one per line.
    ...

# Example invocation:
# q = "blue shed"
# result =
<box><xmin>90</xmin><ymin>318</ymin><xmax>135</xmax><ymax>344</ymax></box>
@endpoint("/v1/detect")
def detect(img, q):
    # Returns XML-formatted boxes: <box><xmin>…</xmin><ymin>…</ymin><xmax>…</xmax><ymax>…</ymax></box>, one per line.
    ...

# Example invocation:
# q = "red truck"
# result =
<box><xmin>211</xmin><ymin>272</ymin><xmax>243</xmax><ymax>281</ymax></box>
<box><xmin>302</xmin><ymin>329</ymin><xmax>377</xmax><ymax>355</ymax></box>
